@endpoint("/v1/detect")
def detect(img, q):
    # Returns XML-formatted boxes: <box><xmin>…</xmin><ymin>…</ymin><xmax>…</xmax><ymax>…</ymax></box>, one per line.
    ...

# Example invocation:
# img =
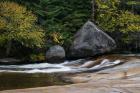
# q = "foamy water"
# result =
<box><xmin>0</xmin><ymin>59</ymin><xmax>121</xmax><ymax>73</ymax></box>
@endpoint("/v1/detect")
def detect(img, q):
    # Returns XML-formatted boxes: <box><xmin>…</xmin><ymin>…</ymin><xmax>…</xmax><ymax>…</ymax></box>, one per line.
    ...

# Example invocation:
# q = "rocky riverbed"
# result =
<box><xmin>0</xmin><ymin>54</ymin><xmax>140</xmax><ymax>93</ymax></box>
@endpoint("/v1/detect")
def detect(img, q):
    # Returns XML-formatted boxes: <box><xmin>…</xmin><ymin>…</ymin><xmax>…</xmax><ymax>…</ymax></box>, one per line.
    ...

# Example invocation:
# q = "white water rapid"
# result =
<box><xmin>0</xmin><ymin>59</ymin><xmax>121</xmax><ymax>73</ymax></box>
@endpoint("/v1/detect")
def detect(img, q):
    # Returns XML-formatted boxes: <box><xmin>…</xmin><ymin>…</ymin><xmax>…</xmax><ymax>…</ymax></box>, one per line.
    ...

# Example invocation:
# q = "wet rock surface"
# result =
<box><xmin>70</xmin><ymin>21</ymin><xmax>116</xmax><ymax>58</ymax></box>
<box><xmin>1</xmin><ymin>55</ymin><xmax>140</xmax><ymax>93</ymax></box>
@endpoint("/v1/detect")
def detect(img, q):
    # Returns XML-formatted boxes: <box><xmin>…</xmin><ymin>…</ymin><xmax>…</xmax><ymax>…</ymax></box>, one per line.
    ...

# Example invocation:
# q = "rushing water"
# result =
<box><xmin>0</xmin><ymin>59</ymin><xmax>85</xmax><ymax>73</ymax></box>
<box><xmin>0</xmin><ymin>59</ymin><xmax>121</xmax><ymax>73</ymax></box>
<box><xmin>0</xmin><ymin>58</ymin><xmax>121</xmax><ymax>90</ymax></box>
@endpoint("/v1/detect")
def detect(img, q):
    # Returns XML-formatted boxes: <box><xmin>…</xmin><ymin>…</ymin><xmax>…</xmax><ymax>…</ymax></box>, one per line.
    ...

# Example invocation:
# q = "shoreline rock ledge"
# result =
<box><xmin>70</xmin><ymin>21</ymin><xmax>116</xmax><ymax>58</ymax></box>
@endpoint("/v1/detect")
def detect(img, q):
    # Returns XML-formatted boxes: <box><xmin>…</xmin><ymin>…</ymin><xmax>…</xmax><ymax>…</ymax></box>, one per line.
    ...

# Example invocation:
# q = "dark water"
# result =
<box><xmin>0</xmin><ymin>60</ymin><xmax>83</xmax><ymax>91</ymax></box>
<box><xmin>0</xmin><ymin>72</ymin><xmax>68</xmax><ymax>91</ymax></box>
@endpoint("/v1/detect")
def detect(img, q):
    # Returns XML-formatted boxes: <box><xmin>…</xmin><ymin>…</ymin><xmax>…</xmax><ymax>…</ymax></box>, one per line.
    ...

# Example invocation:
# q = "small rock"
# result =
<box><xmin>46</xmin><ymin>45</ymin><xmax>65</xmax><ymax>63</ymax></box>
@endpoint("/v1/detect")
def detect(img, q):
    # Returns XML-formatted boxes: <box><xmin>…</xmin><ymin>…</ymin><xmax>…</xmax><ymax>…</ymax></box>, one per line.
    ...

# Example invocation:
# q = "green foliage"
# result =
<box><xmin>95</xmin><ymin>0</ymin><xmax>140</xmax><ymax>44</ymax></box>
<box><xmin>7</xmin><ymin>0</ymin><xmax>92</xmax><ymax>47</ymax></box>
<box><xmin>43</xmin><ymin>0</ymin><xmax>90</xmax><ymax>47</ymax></box>
<box><xmin>119</xmin><ymin>0</ymin><xmax>140</xmax><ymax>14</ymax></box>
<box><xmin>1</xmin><ymin>0</ymin><xmax>140</xmax><ymax>55</ymax></box>
<box><xmin>32</xmin><ymin>0</ymin><xmax>92</xmax><ymax>46</ymax></box>
<box><xmin>127</xmin><ymin>1</ymin><xmax>140</xmax><ymax>5</ymax></box>
<box><xmin>118</xmin><ymin>11</ymin><xmax>140</xmax><ymax>33</ymax></box>
<box><xmin>30</xmin><ymin>53</ymin><xmax>45</xmax><ymax>62</ymax></box>
<box><xmin>96</xmin><ymin>0</ymin><xmax>140</xmax><ymax>48</ymax></box>
<box><xmin>0</xmin><ymin>1</ymin><xmax>45</xmax><ymax>48</ymax></box>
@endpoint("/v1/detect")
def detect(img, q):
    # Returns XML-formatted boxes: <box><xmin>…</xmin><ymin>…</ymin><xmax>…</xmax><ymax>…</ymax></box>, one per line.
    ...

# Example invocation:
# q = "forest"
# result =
<box><xmin>0</xmin><ymin>0</ymin><xmax>140</xmax><ymax>61</ymax></box>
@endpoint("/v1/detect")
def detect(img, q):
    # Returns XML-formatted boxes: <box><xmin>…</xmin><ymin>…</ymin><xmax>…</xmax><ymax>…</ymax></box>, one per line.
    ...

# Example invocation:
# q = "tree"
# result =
<box><xmin>91</xmin><ymin>0</ymin><xmax>94</xmax><ymax>20</ymax></box>
<box><xmin>95</xmin><ymin>0</ymin><xmax>140</xmax><ymax>50</ymax></box>
<box><xmin>2</xmin><ymin>0</ymin><xmax>92</xmax><ymax>48</ymax></box>
<box><xmin>0</xmin><ymin>1</ymin><xmax>45</xmax><ymax>56</ymax></box>
<box><xmin>44</xmin><ymin>0</ymin><xmax>92</xmax><ymax>46</ymax></box>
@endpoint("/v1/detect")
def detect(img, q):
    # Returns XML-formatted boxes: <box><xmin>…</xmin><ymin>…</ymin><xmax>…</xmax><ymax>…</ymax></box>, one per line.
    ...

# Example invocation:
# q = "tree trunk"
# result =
<box><xmin>6</xmin><ymin>40</ymin><xmax>12</xmax><ymax>57</ymax></box>
<box><xmin>92</xmin><ymin>0</ymin><xmax>95</xmax><ymax>21</ymax></box>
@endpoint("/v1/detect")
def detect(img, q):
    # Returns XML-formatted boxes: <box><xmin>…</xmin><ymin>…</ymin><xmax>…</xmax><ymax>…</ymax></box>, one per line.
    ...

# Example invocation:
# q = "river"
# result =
<box><xmin>0</xmin><ymin>54</ymin><xmax>138</xmax><ymax>90</ymax></box>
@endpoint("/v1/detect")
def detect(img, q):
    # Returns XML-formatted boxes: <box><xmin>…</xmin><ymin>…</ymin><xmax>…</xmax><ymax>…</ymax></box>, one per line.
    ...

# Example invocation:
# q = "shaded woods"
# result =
<box><xmin>0</xmin><ymin>0</ymin><xmax>140</xmax><ymax>61</ymax></box>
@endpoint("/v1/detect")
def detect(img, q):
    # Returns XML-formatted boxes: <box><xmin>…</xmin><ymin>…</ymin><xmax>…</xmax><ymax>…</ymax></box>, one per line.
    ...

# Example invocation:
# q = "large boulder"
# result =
<box><xmin>46</xmin><ymin>45</ymin><xmax>65</xmax><ymax>63</ymax></box>
<box><xmin>70</xmin><ymin>21</ymin><xmax>116</xmax><ymax>58</ymax></box>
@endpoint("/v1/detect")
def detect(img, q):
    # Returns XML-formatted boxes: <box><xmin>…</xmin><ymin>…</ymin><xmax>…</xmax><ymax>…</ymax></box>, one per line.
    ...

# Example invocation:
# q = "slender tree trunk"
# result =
<box><xmin>6</xmin><ymin>40</ymin><xmax>12</xmax><ymax>57</ymax></box>
<box><xmin>92</xmin><ymin>0</ymin><xmax>95</xmax><ymax>21</ymax></box>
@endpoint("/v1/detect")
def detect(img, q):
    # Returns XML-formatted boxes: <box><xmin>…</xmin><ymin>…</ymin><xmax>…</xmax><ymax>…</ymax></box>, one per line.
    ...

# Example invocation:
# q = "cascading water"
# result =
<box><xmin>0</xmin><ymin>59</ymin><xmax>121</xmax><ymax>73</ymax></box>
<box><xmin>0</xmin><ymin>58</ymin><xmax>123</xmax><ymax>91</ymax></box>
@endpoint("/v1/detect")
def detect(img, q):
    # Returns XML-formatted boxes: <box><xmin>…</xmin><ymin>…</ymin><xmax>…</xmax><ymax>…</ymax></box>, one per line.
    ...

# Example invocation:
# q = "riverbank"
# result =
<box><xmin>0</xmin><ymin>54</ymin><xmax>140</xmax><ymax>93</ymax></box>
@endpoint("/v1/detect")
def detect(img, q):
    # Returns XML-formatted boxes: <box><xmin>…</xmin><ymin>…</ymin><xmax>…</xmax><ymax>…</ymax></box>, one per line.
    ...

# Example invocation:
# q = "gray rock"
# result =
<box><xmin>46</xmin><ymin>45</ymin><xmax>65</xmax><ymax>63</ymax></box>
<box><xmin>70</xmin><ymin>21</ymin><xmax>116</xmax><ymax>58</ymax></box>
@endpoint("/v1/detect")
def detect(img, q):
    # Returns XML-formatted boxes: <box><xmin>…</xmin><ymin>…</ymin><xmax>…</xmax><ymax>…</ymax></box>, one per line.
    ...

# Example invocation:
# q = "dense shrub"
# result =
<box><xmin>0</xmin><ymin>1</ymin><xmax>45</xmax><ymax>56</ymax></box>
<box><xmin>95</xmin><ymin>0</ymin><xmax>140</xmax><ymax>50</ymax></box>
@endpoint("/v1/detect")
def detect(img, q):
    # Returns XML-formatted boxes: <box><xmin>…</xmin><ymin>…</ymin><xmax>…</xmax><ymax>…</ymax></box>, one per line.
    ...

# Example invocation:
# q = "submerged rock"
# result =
<box><xmin>46</xmin><ymin>45</ymin><xmax>65</xmax><ymax>63</ymax></box>
<box><xmin>70</xmin><ymin>21</ymin><xmax>116</xmax><ymax>58</ymax></box>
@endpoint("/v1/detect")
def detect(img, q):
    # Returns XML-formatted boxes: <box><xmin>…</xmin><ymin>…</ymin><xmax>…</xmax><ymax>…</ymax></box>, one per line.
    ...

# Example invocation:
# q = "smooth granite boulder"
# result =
<box><xmin>70</xmin><ymin>21</ymin><xmax>116</xmax><ymax>58</ymax></box>
<box><xmin>46</xmin><ymin>45</ymin><xmax>65</xmax><ymax>63</ymax></box>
